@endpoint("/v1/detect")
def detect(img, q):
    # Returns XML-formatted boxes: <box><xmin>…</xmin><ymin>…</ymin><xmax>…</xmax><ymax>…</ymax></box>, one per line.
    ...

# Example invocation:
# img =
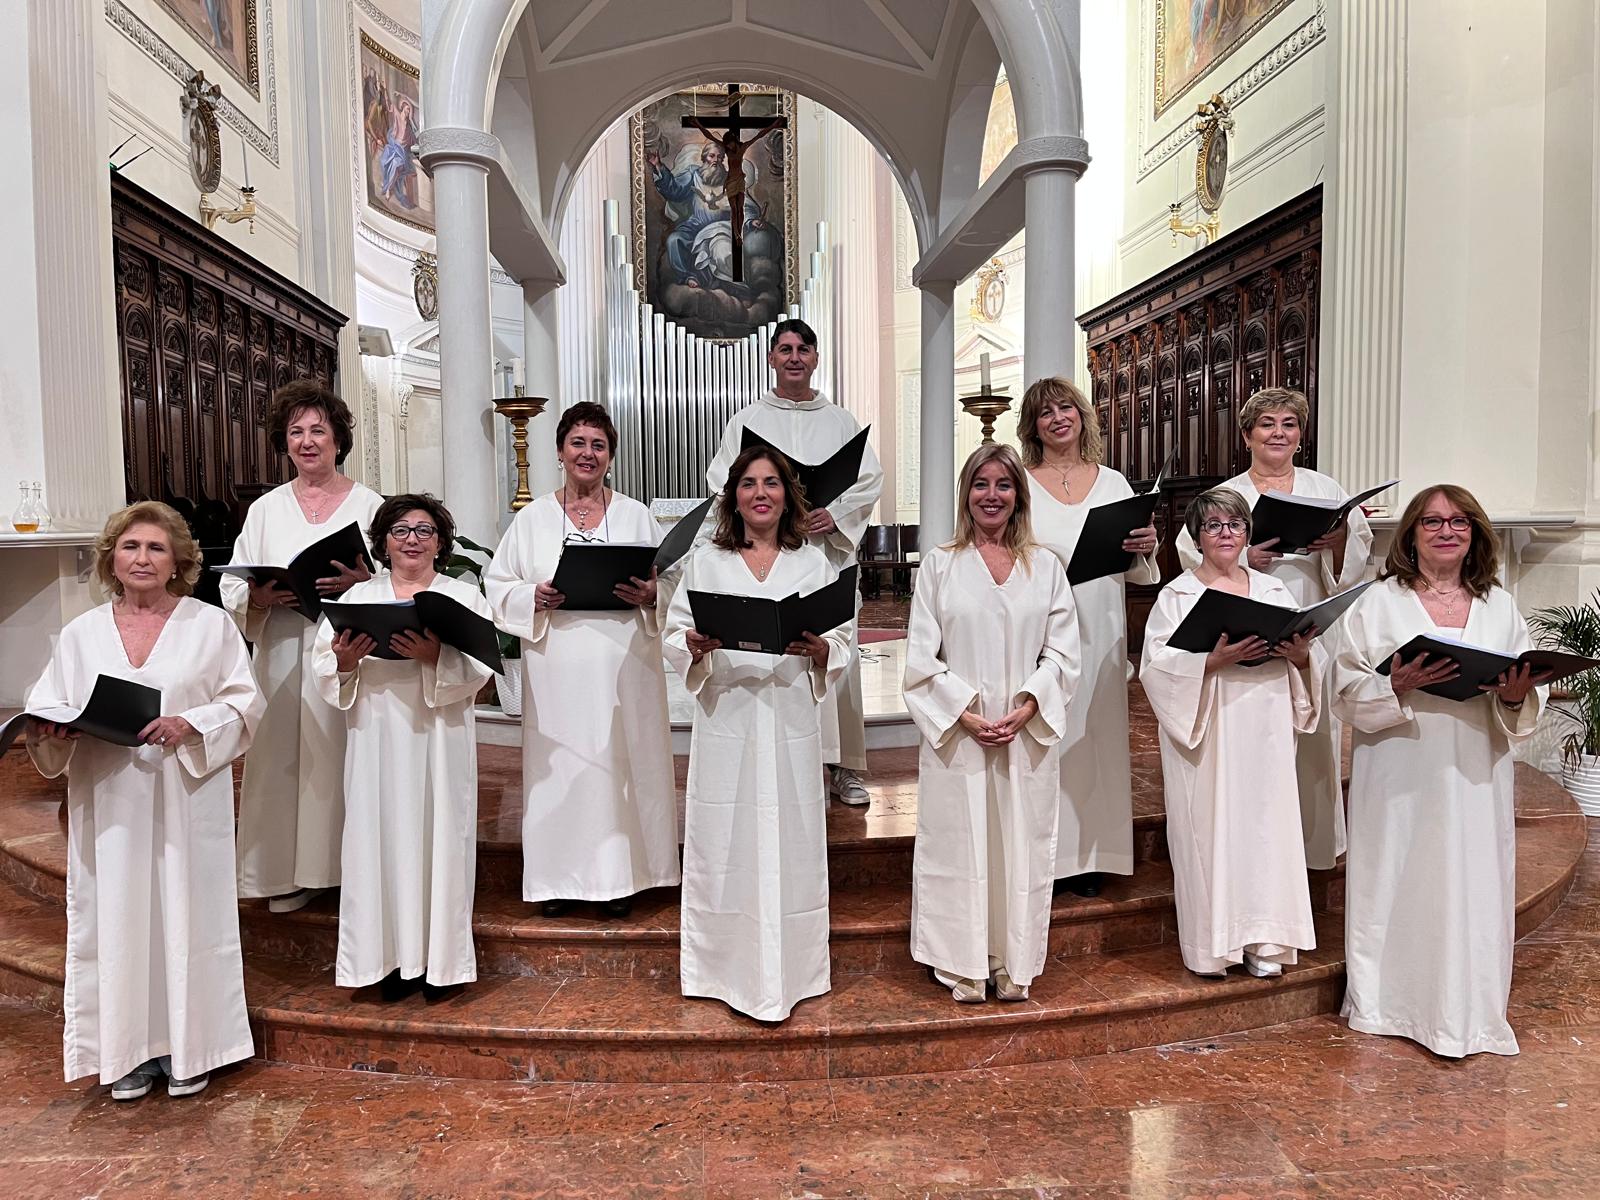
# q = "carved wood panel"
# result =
<box><xmin>1078</xmin><ymin>186</ymin><xmax>1323</xmax><ymax>649</ymax></box>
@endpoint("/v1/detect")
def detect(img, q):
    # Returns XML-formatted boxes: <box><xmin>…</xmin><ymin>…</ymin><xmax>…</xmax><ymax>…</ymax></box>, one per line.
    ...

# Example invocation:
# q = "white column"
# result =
<box><xmin>821</xmin><ymin>109</ymin><xmax>883</xmax><ymax>440</ymax></box>
<box><xmin>524</xmin><ymin>284</ymin><xmax>562</xmax><ymax>499</ymax></box>
<box><xmin>1319</xmin><ymin>0</ymin><xmax>1407</xmax><ymax>490</ymax></box>
<box><xmin>1022</xmin><ymin>167</ymin><xmax>1081</xmax><ymax>385</ymax></box>
<box><xmin>919</xmin><ymin>282</ymin><xmax>957</xmax><ymax>546</ymax></box>
<box><xmin>421</xmin><ymin>135</ymin><xmax>498</xmax><ymax>543</ymax></box>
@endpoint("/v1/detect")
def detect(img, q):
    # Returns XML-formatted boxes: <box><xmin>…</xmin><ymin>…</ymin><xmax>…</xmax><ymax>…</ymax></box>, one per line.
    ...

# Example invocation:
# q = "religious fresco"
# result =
<box><xmin>1154</xmin><ymin>0</ymin><xmax>1290</xmax><ymax>117</ymax></box>
<box><xmin>630</xmin><ymin>85</ymin><xmax>799</xmax><ymax>342</ymax></box>
<box><xmin>359</xmin><ymin>33</ymin><xmax>434</xmax><ymax>234</ymax></box>
<box><xmin>157</xmin><ymin>0</ymin><xmax>259</xmax><ymax>97</ymax></box>
<box><xmin>978</xmin><ymin>72</ymin><xmax>1017</xmax><ymax>185</ymax></box>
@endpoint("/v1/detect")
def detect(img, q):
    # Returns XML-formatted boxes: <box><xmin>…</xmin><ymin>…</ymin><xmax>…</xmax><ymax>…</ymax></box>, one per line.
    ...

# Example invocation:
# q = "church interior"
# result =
<box><xmin>4</xmin><ymin>0</ymin><xmax>1600</xmax><ymax>1194</ymax></box>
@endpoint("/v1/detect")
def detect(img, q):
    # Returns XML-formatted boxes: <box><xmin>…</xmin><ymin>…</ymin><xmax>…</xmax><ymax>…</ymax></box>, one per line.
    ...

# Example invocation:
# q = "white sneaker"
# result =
<box><xmin>993</xmin><ymin>970</ymin><xmax>1030</xmax><ymax>1001</ymax></box>
<box><xmin>949</xmin><ymin>977</ymin><xmax>987</xmax><ymax>1003</ymax></box>
<box><xmin>269</xmin><ymin>887</ymin><xmax>323</xmax><ymax>913</ymax></box>
<box><xmin>1243</xmin><ymin>952</ymin><xmax>1282</xmax><ymax>978</ymax></box>
<box><xmin>828</xmin><ymin>766</ymin><xmax>870</xmax><ymax>806</ymax></box>
<box><xmin>167</xmin><ymin>1071</ymin><xmax>210</xmax><ymax>1098</ymax></box>
<box><xmin>111</xmin><ymin>1059</ymin><xmax>164</xmax><ymax>1101</ymax></box>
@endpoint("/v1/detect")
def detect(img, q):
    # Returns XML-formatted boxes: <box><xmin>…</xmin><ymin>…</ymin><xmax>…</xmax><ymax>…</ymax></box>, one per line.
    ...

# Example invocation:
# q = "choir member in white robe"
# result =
<box><xmin>1176</xmin><ymin>388</ymin><xmax>1374</xmax><ymax>870</ymax></box>
<box><xmin>702</xmin><ymin>319</ymin><xmax>883</xmax><ymax>805</ymax></box>
<box><xmin>484</xmin><ymin>402</ymin><xmax>679</xmax><ymax>919</ymax></box>
<box><xmin>25</xmin><ymin>503</ymin><xmax>263</xmax><ymax>1099</ymax></box>
<box><xmin>1141</xmin><ymin>487</ymin><xmax>1321</xmax><ymax>978</ymax></box>
<box><xmin>312</xmin><ymin>495</ymin><xmax>493</xmax><ymax>995</ymax></box>
<box><xmin>219</xmin><ymin>382</ymin><xmax>383</xmax><ymax>911</ymax></box>
<box><xmin>1332</xmin><ymin>485</ymin><xmax>1543</xmax><ymax>1057</ymax></box>
<box><xmin>1016</xmin><ymin>378</ymin><xmax>1159</xmax><ymax>897</ymax></box>
<box><xmin>905</xmin><ymin>445</ymin><xmax>1081</xmax><ymax>1003</ymax></box>
<box><xmin>664</xmin><ymin>447</ymin><xmax>853</xmax><ymax>1022</ymax></box>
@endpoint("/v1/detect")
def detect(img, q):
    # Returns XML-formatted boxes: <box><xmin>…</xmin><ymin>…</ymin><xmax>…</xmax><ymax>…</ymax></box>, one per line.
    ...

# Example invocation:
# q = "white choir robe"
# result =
<box><xmin>220</xmin><ymin>479</ymin><xmax>385</xmax><ymax>897</ymax></box>
<box><xmin>1140</xmin><ymin>570</ymin><xmax>1321</xmax><ymax>974</ymax></box>
<box><xmin>904</xmin><ymin>546</ymin><xmax>1080</xmax><ymax>988</ymax></box>
<box><xmin>704</xmin><ymin>390</ymin><xmax>884</xmax><ymax>771</ymax></box>
<box><xmin>484</xmin><ymin>492</ymin><xmax>681</xmax><ymax>902</ymax></box>
<box><xmin>25</xmin><ymin>598</ymin><xmax>264</xmax><ymax>1084</ymax></box>
<box><xmin>311</xmin><ymin>572</ymin><xmax>493</xmax><ymax>988</ymax></box>
<box><xmin>1029</xmin><ymin>469</ymin><xmax>1159</xmax><ymax>880</ymax></box>
<box><xmin>1331</xmin><ymin>578</ymin><xmax>1540</xmax><ymax>1057</ymax></box>
<box><xmin>1177</xmin><ymin>468</ymin><xmax>1375</xmax><ymax>869</ymax></box>
<box><xmin>663</xmin><ymin>543</ymin><xmax>854</xmax><ymax>1021</ymax></box>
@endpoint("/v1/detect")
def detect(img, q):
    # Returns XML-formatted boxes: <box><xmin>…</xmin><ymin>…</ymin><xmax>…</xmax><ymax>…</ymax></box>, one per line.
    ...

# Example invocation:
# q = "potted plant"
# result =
<box><xmin>441</xmin><ymin>535</ymin><xmax>523</xmax><ymax>717</ymax></box>
<box><xmin>1529</xmin><ymin>591</ymin><xmax>1600</xmax><ymax>815</ymax></box>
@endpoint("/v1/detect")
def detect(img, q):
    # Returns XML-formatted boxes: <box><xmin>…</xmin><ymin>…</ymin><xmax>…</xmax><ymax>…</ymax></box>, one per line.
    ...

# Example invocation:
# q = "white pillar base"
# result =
<box><xmin>919</xmin><ymin>282</ymin><xmax>957</xmax><ymax>547</ymax></box>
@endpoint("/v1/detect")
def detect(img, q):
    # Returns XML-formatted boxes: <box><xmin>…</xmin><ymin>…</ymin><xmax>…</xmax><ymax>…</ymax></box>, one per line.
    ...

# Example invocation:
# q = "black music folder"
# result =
<box><xmin>739</xmin><ymin>426</ymin><xmax>871</xmax><ymax>510</ymax></box>
<box><xmin>212</xmin><ymin>522</ymin><xmax>374</xmax><ymax>620</ymax></box>
<box><xmin>688</xmin><ymin>565</ymin><xmax>858</xmax><ymax>655</ymax></box>
<box><xmin>1250</xmin><ymin>480</ymin><xmax>1398</xmax><ymax>555</ymax></box>
<box><xmin>550</xmin><ymin>496</ymin><xmax>714</xmax><ymax>610</ymax></box>
<box><xmin>321</xmin><ymin>591</ymin><xmax>504</xmax><ymax>672</ymax></box>
<box><xmin>1376</xmin><ymin>635</ymin><xmax>1599</xmax><ymax>703</ymax></box>
<box><xmin>1063</xmin><ymin>450</ymin><xmax>1175</xmax><ymax>586</ymax></box>
<box><xmin>0</xmin><ymin>674</ymin><xmax>162</xmax><ymax>756</ymax></box>
<box><xmin>1166</xmin><ymin>580</ymin><xmax>1375</xmax><ymax>664</ymax></box>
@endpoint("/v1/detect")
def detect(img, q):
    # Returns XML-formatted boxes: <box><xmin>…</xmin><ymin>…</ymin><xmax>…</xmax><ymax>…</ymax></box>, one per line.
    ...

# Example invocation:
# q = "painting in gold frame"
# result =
<box><xmin>157</xmin><ymin>0</ymin><xmax>260</xmax><ymax>98</ymax></box>
<box><xmin>1154</xmin><ymin>0</ymin><xmax>1290</xmax><ymax>117</ymax></box>
<box><xmin>359</xmin><ymin>33</ymin><xmax>434</xmax><ymax>234</ymax></box>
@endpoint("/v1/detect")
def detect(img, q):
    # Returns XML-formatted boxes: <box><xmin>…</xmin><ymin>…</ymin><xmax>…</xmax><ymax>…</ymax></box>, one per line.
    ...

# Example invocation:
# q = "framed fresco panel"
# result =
<box><xmin>157</xmin><ymin>0</ymin><xmax>260</xmax><ymax>98</ymax></box>
<box><xmin>359</xmin><ymin>33</ymin><xmax>434</xmax><ymax>234</ymax></box>
<box><xmin>629</xmin><ymin>84</ymin><xmax>799</xmax><ymax>343</ymax></box>
<box><xmin>1154</xmin><ymin>0</ymin><xmax>1290</xmax><ymax>118</ymax></box>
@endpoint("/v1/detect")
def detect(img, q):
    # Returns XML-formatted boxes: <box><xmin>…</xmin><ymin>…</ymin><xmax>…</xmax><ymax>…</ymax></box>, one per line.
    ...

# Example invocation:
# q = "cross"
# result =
<box><xmin>682</xmin><ymin>84</ymin><xmax>787</xmax><ymax>284</ymax></box>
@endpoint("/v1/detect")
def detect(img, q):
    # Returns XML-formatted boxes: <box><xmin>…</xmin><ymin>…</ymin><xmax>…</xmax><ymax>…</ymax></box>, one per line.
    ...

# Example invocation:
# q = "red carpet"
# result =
<box><xmin>860</xmin><ymin>629</ymin><xmax>906</xmax><ymax>644</ymax></box>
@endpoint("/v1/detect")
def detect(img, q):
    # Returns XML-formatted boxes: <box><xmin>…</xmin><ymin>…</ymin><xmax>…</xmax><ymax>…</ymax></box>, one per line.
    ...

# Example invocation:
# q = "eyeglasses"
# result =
<box><xmin>562</xmin><ymin>529</ymin><xmax>603</xmax><ymax>546</ymax></box>
<box><xmin>388</xmin><ymin>523</ymin><xmax>438</xmax><ymax>541</ymax></box>
<box><xmin>1419</xmin><ymin>515</ymin><xmax>1471</xmax><ymax>533</ymax></box>
<box><xmin>1200</xmin><ymin>519</ymin><xmax>1248</xmax><ymax>537</ymax></box>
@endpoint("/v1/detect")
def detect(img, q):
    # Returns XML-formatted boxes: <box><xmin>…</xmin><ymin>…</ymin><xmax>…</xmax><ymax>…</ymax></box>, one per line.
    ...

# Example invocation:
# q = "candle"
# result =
<box><xmin>979</xmin><ymin>352</ymin><xmax>991</xmax><ymax>392</ymax></box>
<box><xmin>240</xmin><ymin>132</ymin><xmax>251</xmax><ymax>189</ymax></box>
<box><xmin>511</xmin><ymin>357</ymin><xmax>526</xmax><ymax>390</ymax></box>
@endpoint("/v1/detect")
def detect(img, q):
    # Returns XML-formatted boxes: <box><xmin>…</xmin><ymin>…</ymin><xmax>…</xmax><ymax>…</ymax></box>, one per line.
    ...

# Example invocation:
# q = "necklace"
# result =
<box><xmin>1041</xmin><ymin>457</ymin><xmax>1086</xmax><ymax>501</ymax></box>
<box><xmin>1420</xmin><ymin>575</ymin><xmax>1466</xmax><ymax>620</ymax></box>
<box><xmin>562</xmin><ymin>486</ymin><xmax>608</xmax><ymax>536</ymax></box>
<box><xmin>295</xmin><ymin>477</ymin><xmax>343</xmax><ymax>523</ymax></box>
<box><xmin>1250</xmin><ymin>467</ymin><xmax>1295</xmax><ymax>495</ymax></box>
<box><xmin>744</xmin><ymin>544</ymin><xmax>778</xmax><ymax>581</ymax></box>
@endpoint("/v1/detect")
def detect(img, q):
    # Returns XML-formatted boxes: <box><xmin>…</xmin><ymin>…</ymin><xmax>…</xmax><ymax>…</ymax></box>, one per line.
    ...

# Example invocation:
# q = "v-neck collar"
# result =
<box><xmin>293</xmin><ymin>478</ymin><xmax>359</xmax><ymax>527</ymax></box>
<box><xmin>1406</xmin><ymin>581</ymin><xmax>1474</xmax><ymax>633</ymax></box>
<box><xmin>1029</xmin><ymin>464</ymin><xmax>1102</xmax><ymax>511</ymax></box>
<box><xmin>109</xmin><ymin>596</ymin><xmax>183</xmax><ymax>670</ymax></box>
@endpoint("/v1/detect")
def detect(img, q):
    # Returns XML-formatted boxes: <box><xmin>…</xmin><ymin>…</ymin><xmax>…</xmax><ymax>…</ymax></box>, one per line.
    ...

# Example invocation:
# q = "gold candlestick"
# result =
<box><xmin>493</xmin><ymin>387</ymin><xmax>548</xmax><ymax>512</ymax></box>
<box><xmin>959</xmin><ymin>386</ymin><xmax>1012</xmax><ymax>444</ymax></box>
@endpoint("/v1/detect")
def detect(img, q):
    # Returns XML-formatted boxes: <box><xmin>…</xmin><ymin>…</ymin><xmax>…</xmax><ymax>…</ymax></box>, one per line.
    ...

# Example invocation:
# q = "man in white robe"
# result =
<box><xmin>701</xmin><ymin>319</ymin><xmax>883</xmax><ymax>805</ymax></box>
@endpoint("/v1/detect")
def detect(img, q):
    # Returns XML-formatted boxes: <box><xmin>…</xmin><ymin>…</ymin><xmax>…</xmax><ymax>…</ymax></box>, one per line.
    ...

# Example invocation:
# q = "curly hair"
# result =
<box><xmin>94</xmin><ymin>501</ymin><xmax>202</xmax><ymax>598</ymax></box>
<box><xmin>946</xmin><ymin>443</ymin><xmax>1036</xmax><ymax>568</ymax></box>
<box><xmin>711</xmin><ymin>447</ymin><xmax>810</xmax><ymax>552</ymax></box>
<box><xmin>368</xmin><ymin>493</ymin><xmax>456</xmax><ymax>569</ymax></box>
<box><xmin>1017</xmin><ymin>376</ymin><xmax>1103</xmax><ymax>468</ymax></box>
<box><xmin>1382</xmin><ymin>484</ymin><xmax>1500</xmax><ymax>599</ymax></box>
<box><xmin>555</xmin><ymin>401</ymin><xmax>619</xmax><ymax>454</ymax></box>
<box><xmin>269</xmin><ymin>380</ymin><xmax>355</xmax><ymax>466</ymax></box>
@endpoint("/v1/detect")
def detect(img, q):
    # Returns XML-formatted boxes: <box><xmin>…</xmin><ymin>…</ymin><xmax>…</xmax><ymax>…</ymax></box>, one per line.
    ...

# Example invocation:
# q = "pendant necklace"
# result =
<box><xmin>563</xmin><ymin>485</ymin><xmax>609</xmax><ymax>541</ymax></box>
<box><xmin>1422</xmin><ymin>575</ymin><xmax>1465</xmax><ymax>621</ymax></box>
<box><xmin>748</xmin><ymin>545</ymin><xmax>777</xmax><ymax>581</ymax></box>
<box><xmin>1044</xmin><ymin>458</ymin><xmax>1079</xmax><ymax>501</ymax></box>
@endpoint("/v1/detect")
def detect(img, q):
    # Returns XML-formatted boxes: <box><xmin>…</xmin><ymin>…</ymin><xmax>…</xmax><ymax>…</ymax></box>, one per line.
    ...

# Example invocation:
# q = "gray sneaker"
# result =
<box><xmin>828</xmin><ymin>766</ymin><xmax>870</xmax><ymax>806</ymax></box>
<box><xmin>111</xmin><ymin>1059</ymin><xmax>164</xmax><ymax>1101</ymax></box>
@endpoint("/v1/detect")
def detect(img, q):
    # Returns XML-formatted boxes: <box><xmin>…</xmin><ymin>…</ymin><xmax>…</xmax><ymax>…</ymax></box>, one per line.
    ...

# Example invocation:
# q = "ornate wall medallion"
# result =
<box><xmin>182</xmin><ymin>72</ymin><xmax>224</xmax><ymax>193</ymax></box>
<box><xmin>412</xmin><ymin>251</ymin><xmax>439</xmax><ymax>321</ymax></box>
<box><xmin>971</xmin><ymin>257</ymin><xmax>1007</xmax><ymax>323</ymax></box>
<box><xmin>1195</xmin><ymin>97</ymin><xmax>1232</xmax><ymax>214</ymax></box>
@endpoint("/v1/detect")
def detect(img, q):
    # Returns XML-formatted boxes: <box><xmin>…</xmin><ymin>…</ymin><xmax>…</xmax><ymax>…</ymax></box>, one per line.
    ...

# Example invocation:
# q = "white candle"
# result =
<box><xmin>511</xmin><ymin>357</ymin><xmax>525</xmax><ymax>390</ymax></box>
<box><xmin>240</xmin><ymin>132</ymin><xmax>251</xmax><ymax>189</ymax></box>
<box><xmin>979</xmin><ymin>352</ymin><xmax>991</xmax><ymax>391</ymax></box>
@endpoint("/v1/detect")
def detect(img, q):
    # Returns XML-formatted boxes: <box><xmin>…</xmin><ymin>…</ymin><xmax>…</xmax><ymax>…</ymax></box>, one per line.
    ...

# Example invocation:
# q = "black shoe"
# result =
<box><xmin>422</xmin><ymin>981</ymin><xmax>463</xmax><ymax>1003</ymax></box>
<box><xmin>1063</xmin><ymin>873</ymin><xmax>1102</xmax><ymax>898</ymax></box>
<box><xmin>379</xmin><ymin>970</ymin><xmax>421</xmax><ymax>1002</ymax></box>
<box><xmin>601</xmin><ymin>895</ymin><xmax>634</xmax><ymax>919</ymax></box>
<box><xmin>541</xmin><ymin>899</ymin><xmax>572</xmax><ymax>918</ymax></box>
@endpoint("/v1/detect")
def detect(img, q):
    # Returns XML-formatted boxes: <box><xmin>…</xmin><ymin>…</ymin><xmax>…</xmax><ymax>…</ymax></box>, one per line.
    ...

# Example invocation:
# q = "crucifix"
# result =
<box><xmin>681</xmin><ymin>84</ymin><xmax>787</xmax><ymax>284</ymax></box>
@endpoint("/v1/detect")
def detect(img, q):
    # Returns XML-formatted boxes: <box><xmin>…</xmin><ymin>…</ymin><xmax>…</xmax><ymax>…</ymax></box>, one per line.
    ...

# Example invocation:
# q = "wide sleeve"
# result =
<box><xmin>901</xmin><ymin>553</ymin><xmax>980</xmax><ymax>747</ymax></box>
<box><xmin>1286</xmin><ymin>639</ymin><xmax>1326</xmax><ymax>735</ymax></box>
<box><xmin>824</xmin><ymin>429</ymin><xmax>884</xmax><ymax>558</ymax></box>
<box><xmin>310</xmin><ymin>615</ymin><xmax>360</xmax><ymax>711</ymax></box>
<box><xmin>22</xmin><ymin>635</ymin><xmax>82</xmax><ymax>779</ymax></box>
<box><xmin>1492</xmin><ymin>603</ymin><xmax>1543</xmax><ymax>741</ymax></box>
<box><xmin>1319</xmin><ymin>488</ymin><xmax>1377</xmax><ymax>593</ymax></box>
<box><xmin>1138</xmin><ymin>585</ymin><xmax>1217</xmax><ymax>750</ymax></box>
<box><xmin>1330</xmin><ymin>590</ymin><xmax>1415</xmax><ymax>734</ymax></box>
<box><xmin>174</xmin><ymin>616</ymin><xmax>265</xmax><ymax>780</ymax></box>
<box><xmin>663</xmin><ymin>551</ymin><xmax>711</xmax><ymax>695</ymax></box>
<box><xmin>810</xmin><ymin>605</ymin><xmax>854</xmax><ymax>704</ymax></box>
<box><xmin>1015</xmin><ymin>559</ymin><xmax>1081</xmax><ymax>746</ymax></box>
<box><xmin>220</xmin><ymin>500</ymin><xmax>271</xmax><ymax>643</ymax></box>
<box><xmin>484</xmin><ymin>513</ymin><xmax>545</xmax><ymax>647</ymax></box>
<box><xmin>421</xmin><ymin>588</ymin><xmax>496</xmax><ymax>710</ymax></box>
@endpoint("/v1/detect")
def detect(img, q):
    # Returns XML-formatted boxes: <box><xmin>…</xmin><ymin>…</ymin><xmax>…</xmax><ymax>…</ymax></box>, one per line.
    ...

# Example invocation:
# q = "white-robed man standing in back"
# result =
<box><xmin>702</xmin><ymin>319</ymin><xmax>883</xmax><ymax>806</ymax></box>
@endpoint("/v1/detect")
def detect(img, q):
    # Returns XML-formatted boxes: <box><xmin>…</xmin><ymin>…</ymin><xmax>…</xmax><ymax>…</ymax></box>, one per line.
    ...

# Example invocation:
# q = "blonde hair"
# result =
<box><xmin>1383</xmin><ymin>484</ymin><xmax>1500</xmax><ymax>599</ymax></box>
<box><xmin>947</xmin><ymin>443</ymin><xmax>1036</xmax><ymax>567</ymax></box>
<box><xmin>1237</xmin><ymin>387</ymin><xmax>1310</xmax><ymax>436</ymax></box>
<box><xmin>1017</xmin><ymin>376</ymin><xmax>1103</xmax><ymax>468</ymax></box>
<box><xmin>94</xmin><ymin>501</ymin><xmax>201</xmax><ymax>597</ymax></box>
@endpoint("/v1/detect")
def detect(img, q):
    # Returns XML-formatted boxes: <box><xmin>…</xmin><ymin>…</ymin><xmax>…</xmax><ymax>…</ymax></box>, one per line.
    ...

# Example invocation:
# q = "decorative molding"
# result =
<box><xmin>354</xmin><ymin>220</ymin><xmax>515</xmax><ymax>286</ymax></box>
<box><xmin>1136</xmin><ymin>0</ymin><xmax>1324</xmax><ymax>180</ymax></box>
<box><xmin>362</xmin><ymin>368</ymin><xmax>381</xmax><ymax>484</ymax></box>
<box><xmin>153</xmin><ymin>0</ymin><xmax>260</xmax><ymax>98</ymax></box>
<box><xmin>106</xmin><ymin>0</ymin><xmax>279</xmax><ymax>165</ymax></box>
<box><xmin>417</xmin><ymin>126</ymin><xmax>502</xmax><ymax>169</ymax></box>
<box><xmin>354</xmin><ymin>0</ymin><xmax>419</xmax><ymax>50</ymax></box>
<box><xmin>896</xmin><ymin>372</ymin><xmax>922</xmax><ymax>510</ymax></box>
<box><xmin>893</xmin><ymin>198</ymin><xmax>914</xmax><ymax>292</ymax></box>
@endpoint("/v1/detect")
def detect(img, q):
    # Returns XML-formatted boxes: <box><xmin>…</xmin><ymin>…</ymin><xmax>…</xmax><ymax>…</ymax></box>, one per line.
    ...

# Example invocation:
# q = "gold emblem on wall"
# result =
<box><xmin>970</xmin><ymin>258</ymin><xmax>1007</xmax><ymax>323</ymax></box>
<box><xmin>412</xmin><ymin>252</ymin><xmax>439</xmax><ymax>322</ymax></box>
<box><xmin>182</xmin><ymin>72</ymin><xmax>223</xmax><ymax>194</ymax></box>
<box><xmin>1169</xmin><ymin>94</ymin><xmax>1234</xmax><ymax>247</ymax></box>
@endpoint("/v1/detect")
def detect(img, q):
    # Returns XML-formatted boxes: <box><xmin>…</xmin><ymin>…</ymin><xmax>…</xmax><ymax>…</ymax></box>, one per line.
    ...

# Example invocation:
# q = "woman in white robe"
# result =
<box><xmin>1176</xmin><ymin>388</ymin><xmax>1374</xmax><ymax>869</ymax></box>
<box><xmin>25</xmin><ymin>502</ymin><xmax>263</xmax><ymax>1099</ymax></box>
<box><xmin>1016</xmin><ymin>378</ymin><xmax>1158</xmax><ymax>896</ymax></box>
<box><xmin>905</xmin><ymin>444</ymin><xmax>1080</xmax><ymax>1003</ymax></box>
<box><xmin>1141</xmin><ymin>487</ymin><xmax>1321</xmax><ymax>978</ymax></box>
<box><xmin>664</xmin><ymin>447</ymin><xmax>853</xmax><ymax>1022</ymax></box>
<box><xmin>484</xmin><ymin>402</ymin><xmax>679</xmax><ymax>918</ymax></box>
<box><xmin>219</xmin><ymin>383</ymin><xmax>383</xmax><ymax>911</ymax></box>
<box><xmin>312</xmin><ymin>495</ymin><xmax>493</xmax><ymax>995</ymax></box>
<box><xmin>1332</xmin><ymin>485</ymin><xmax>1543</xmax><ymax>1057</ymax></box>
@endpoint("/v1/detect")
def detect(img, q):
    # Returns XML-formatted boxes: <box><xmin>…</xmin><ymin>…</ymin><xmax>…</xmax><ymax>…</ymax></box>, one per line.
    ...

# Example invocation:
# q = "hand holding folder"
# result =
<box><xmin>1166</xmin><ymin>580</ymin><xmax>1374</xmax><ymax>664</ymax></box>
<box><xmin>738</xmin><ymin>427</ymin><xmax>871</xmax><ymax>511</ymax></box>
<box><xmin>1376</xmin><ymin>634</ymin><xmax>1598</xmax><ymax>703</ymax></box>
<box><xmin>1250</xmin><ymin>480</ymin><xmax>1398</xmax><ymax>555</ymax></box>
<box><xmin>550</xmin><ymin>496</ymin><xmax>714</xmax><ymax>611</ymax></box>
<box><xmin>0</xmin><ymin>675</ymin><xmax>162</xmax><ymax>757</ymax></box>
<box><xmin>321</xmin><ymin>591</ymin><xmax>504</xmax><ymax>672</ymax></box>
<box><xmin>688</xmin><ymin>566</ymin><xmax>858</xmax><ymax>655</ymax></box>
<box><xmin>212</xmin><ymin>522</ymin><xmax>374</xmax><ymax>620</ymax></box>
<box><xmin>1065</xmin><ymin>450</ymin><xmax>1176</xmax><ymax>586</ymax></box>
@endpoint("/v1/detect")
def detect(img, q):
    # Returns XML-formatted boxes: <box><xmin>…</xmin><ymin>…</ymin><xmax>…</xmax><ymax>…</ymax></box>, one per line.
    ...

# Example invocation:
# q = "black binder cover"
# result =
<box><xmin>1166</xmin><ymin>580</ymin><xmax>1375</xmax><ymax>663</ymax></box>
<box><xmin>688</xmin><ymin>565</ymin><xmax>859</xmax><ymax>655</ymax></box>
<box><xmin>0</xmin><ymin>674</ymin><xmax>162</xmax><ymax>756</ymax></box>
<box><xmin>653</xmin><ymin>496</ymin><xmax>716</xmax><ymax>571</ymax></box>
<box><xmin>211</xmin><ymin>521</ymin><xmax>374</xmax><ymax>620</ymax></box>
<box><xmin>738</xmin><ymin>426</ymin><xmax>871</xmax><ymax>511</ymax></box>
<box><xmin>321</xmin><ymin>591</ymin><xmax>504</xmax><ymax>672</ymax></box>
<box><xmin>551</xmin><ymin>544</ymin><xmax>659</xmax><ymax>611</ymax></box>
<box><xmin>1065</xmin><ymin>491</ymin><xmax>1161</xmax><ymax>586</ymax></box>
<box><xmin>1249</xmin><ymin>480</ymin><xmax>1398</xmax><ymax>555</ymax></box>
<box><xmin>1376</xmin><ymin>635</ymin><xmax>1599</xmax><ymax>702</ymax></box>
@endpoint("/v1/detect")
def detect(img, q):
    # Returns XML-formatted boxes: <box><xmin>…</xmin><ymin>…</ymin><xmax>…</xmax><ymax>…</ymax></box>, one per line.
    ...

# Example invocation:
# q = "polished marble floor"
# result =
<box><xmin>2</xmin><ymin>824</ymin><xmax>1598</xmax><ymax>1197</ymax></box>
